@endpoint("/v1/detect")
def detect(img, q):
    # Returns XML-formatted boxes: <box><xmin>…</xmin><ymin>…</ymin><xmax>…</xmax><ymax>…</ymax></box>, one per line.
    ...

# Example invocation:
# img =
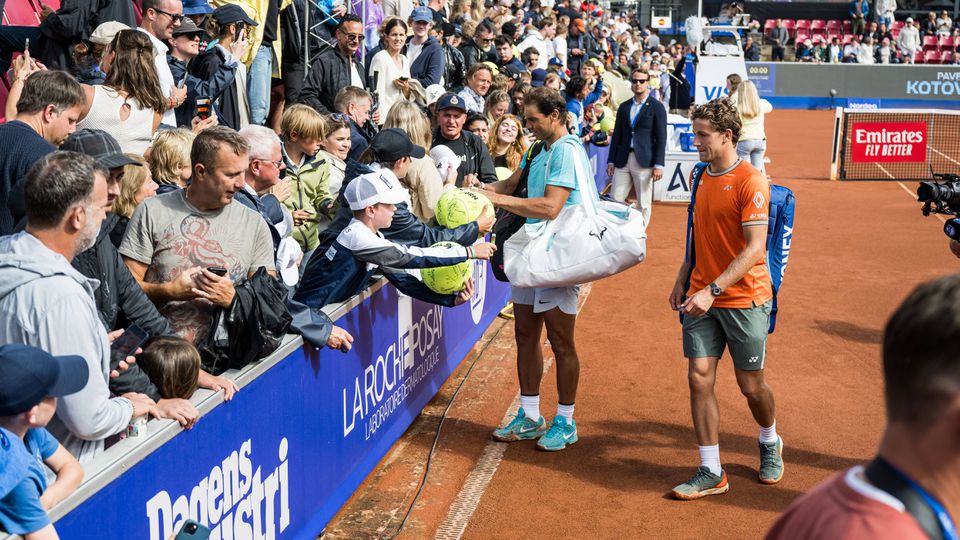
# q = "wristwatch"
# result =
<box><xmin>709</xmin><ymin>282</ymin><xmax>723</xmax><ymax>297</ymax></box>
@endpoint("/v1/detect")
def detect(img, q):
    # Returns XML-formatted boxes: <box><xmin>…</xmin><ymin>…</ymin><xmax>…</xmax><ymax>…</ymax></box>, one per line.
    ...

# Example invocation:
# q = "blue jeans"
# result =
<box><xmin>737</xmin><ymin>139</ymin><xmax>767</xmax><ymax>173</ymax></box>
<box><xmin>248</xmin><ymin>44</ymin><xmax>273</xmax><ymax>125</ymax></box>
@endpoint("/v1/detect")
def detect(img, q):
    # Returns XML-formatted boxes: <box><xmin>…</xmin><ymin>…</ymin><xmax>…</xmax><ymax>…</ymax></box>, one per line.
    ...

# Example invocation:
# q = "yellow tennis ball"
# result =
<box><xmin>421</xmin><ymin>241</ymin><xmax>473</xmax><ymax>294</ymax></box>
<box><xmin>436</xmin><ymin>189</ymin><xmax>494</xmax><ymax>228</ymax></box>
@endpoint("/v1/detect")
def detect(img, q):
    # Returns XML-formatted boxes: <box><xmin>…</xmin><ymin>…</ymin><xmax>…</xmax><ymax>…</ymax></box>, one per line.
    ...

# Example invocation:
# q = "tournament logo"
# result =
<box><xmin>470</xmin><ymin>259</ymin><xmax>486</xmax><ymax>324</ymax></box>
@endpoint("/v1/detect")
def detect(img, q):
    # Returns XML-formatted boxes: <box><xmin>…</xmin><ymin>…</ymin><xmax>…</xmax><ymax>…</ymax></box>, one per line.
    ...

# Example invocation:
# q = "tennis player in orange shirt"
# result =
<box><xmin>667</xmin><ymin>97</ymin><xmax>783</xmax><ymax>500</ymax></box>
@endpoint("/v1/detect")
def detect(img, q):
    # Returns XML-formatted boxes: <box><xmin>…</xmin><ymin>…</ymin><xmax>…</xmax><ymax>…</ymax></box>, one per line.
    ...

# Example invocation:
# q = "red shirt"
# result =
<box><xmin>766</xmin><ymin>467</ymin><xmax>928</xmax><ymax>540</ymax></box>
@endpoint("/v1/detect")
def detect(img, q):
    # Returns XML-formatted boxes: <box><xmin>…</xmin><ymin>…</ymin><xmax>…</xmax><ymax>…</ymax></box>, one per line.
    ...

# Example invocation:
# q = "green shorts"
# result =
<box><xmin>682</xmin><ymin>301</ymin><xmax>772</xmax><ymax>371</ymax></box>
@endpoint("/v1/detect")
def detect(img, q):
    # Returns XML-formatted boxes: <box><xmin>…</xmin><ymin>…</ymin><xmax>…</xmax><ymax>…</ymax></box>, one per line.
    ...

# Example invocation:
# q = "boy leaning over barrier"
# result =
<box><xmin>0</xmin><ymin>344</ymin><xmax>89</xmax><ymax>540</ymax></box>
<box><xmin>294</xmin><ymin>129</ymin><xmax>497</xmax><ymax>309</ymax></box>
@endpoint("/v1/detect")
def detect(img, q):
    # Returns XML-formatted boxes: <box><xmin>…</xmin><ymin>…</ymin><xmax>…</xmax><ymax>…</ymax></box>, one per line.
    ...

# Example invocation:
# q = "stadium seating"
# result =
<box><xmin>924</xmin><ymin>50</ymin><xmax>942</xmax><ymax>64</ymax></box>
<box><xmin>811</xmin><ymin>34</ymin><xmax>826</xmax><ymax>46</ymax></box>
<box><xmin>782</xmin><ymin>19</ymin><xmax>796</xmax><ymax>37</ymax></box>
<box><xmin>842</xmin><ymin>20</ymin><xmax>852</xmax><ymax>33</ymax></box>
<box><xmin>915</xmin><ymin>50</ymin><xmax>925</xmax><ymax>63</ymax></box>
<box><xmin>810</xmin><ymin>20</ymin><xmax>827</xmax><ymax>36</ymax></box>
<box><xmin>796</xmin><ymin>19</ymin><xmax>811</xmax><ymax>32</ymax></box>
<box><xmin>842</xmin><ymin>34</ymin><xmax>854</xmax><ymax>45</ymax></box>
<box><xmin>940</xmin><ymin>36</ymin><xmax>956</xmax><ymax>51</ymax></box>
<box><xmin>891</xmin><ymin>27</ymin><xmax>901</xmax><ymax>39</ymax></box>
<box><xmin>942</xmin><ymin>50</ymin><xmax>955</xmax><ymax>64</ymax></box>
<box><xmin>3</xmin><ymin>0</ymin><xmax>40</xmax><ymax>25</ymax></box>
<box><xmin>891</xmin><ymin>20</ymin><xmax>905</xmax><ymax>30</ymax></box>
<box><xmin>796</xmin><ymin>31</ymin><xmax>810</xmax><ymax>45</ymax></box>
<box><xmin>923</xmin><ymin>35</ymin><xmax>940</xmax><ymax>51</ymax></box>
<box><xmin>826</xmin><ymin>20</ymin><xmax>842</xmax><ymax>34</ymax></box>
<box><xmin>764</xmin><ymin>19</ymin><xmax>777</xmax><ymax>31</ymax></box>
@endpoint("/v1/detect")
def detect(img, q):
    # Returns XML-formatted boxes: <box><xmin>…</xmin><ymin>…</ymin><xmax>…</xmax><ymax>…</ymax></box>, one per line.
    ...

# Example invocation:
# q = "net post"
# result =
<box><xmin>830</xmin><ymin>107</ymin><xmax>844</xmax><ymax>181</ymax></box>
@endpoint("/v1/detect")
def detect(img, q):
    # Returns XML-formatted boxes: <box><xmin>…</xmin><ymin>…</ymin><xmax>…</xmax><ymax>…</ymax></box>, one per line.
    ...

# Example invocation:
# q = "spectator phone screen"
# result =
<box><xmin>109</xmin><ymin>324</ymin><xmax>149</xmax><ymax>368</ymax></box>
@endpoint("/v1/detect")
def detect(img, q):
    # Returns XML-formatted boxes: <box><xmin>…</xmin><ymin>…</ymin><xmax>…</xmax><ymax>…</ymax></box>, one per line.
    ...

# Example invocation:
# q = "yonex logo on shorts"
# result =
<box><xmin>753</xmin><ymin>192</ymin><xmax>765</xmax><ymax>209</ymax></box>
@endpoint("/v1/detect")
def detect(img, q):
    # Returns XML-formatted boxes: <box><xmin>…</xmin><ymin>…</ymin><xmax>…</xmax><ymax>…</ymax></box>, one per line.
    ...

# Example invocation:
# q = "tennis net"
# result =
<box><xmin>831</xmin><ymin>108</ymin><xmax>960</xmax><ymax>181</ymax></box>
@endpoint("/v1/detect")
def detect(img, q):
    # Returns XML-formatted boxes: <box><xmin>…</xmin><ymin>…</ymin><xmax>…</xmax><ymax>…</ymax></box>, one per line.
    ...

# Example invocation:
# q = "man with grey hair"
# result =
<box><xmin>0</xmin><ymin>152</ymin><xmax>159</xmax><ymax>463</ymax></box>
<box><xmin>121</xmin><ymin>127</ymin><xmax>276</xmax><ymax>344</ymax></box>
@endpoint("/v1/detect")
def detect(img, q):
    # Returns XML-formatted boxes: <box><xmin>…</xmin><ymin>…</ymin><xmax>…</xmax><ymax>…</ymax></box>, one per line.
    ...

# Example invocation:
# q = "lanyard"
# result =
<box><xmin>889</xmin><ymin>463</ymin><xmax>959</xmax><ymax>540</ymax></box>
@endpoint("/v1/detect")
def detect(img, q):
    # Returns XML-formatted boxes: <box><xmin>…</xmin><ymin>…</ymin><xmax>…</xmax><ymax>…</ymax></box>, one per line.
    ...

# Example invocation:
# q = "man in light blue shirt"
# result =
<box><xmin>468</xmin><ymin>86</ymin><xmax>587</xmax><ymax>452</ymax></box>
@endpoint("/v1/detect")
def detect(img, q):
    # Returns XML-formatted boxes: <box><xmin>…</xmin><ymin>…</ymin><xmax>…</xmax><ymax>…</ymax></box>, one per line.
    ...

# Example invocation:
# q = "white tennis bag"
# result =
<box><xmin>503</xmin><ymin>138</ymin><xmax>647</xmax><ymax>288</ymax></box>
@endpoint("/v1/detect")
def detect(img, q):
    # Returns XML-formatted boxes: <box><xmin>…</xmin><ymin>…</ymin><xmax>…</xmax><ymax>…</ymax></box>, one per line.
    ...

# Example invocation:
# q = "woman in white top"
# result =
<box><xmin>77</xmin><ymin>30</ymin><xmax>165</xmax><ymax>156</ymax></box>
<box><xmin>733</xmin><ymin>80</ymin><xmax>773</xmax><ymax>174</ymax></box>
<box><xmin>320</xmin><ymin>114</ymin><xmax>352</xmax><ymax>199</ymax></box>
<box><xmin>368</xmin><ymin>17</ymin><xmax>412</xmax><ymax>126</ymax></box>
<box><xmin>384</xmin><ymin>101</ymin><xmax>454</xmax><ymax>222</ymax></box>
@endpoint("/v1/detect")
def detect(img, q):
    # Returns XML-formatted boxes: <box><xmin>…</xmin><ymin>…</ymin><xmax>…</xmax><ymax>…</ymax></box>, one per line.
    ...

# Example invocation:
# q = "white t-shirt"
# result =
<box><xmin>407</xmin><ymin>41</ymin><xmax>425</xmax><ymax>65</ymax></box>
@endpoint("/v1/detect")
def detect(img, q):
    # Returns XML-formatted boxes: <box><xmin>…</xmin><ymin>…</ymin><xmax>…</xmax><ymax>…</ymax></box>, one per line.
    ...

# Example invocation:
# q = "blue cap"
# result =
<box><xmin>531</xmin><ymin>68</ymin><xmax>547</xmax><ymax>87</ymax></box>
<box><xmin>436</xmin><ymin>93</ymin><xmax>467</xmax><ymax>113</ymax></box>
<box><xmin>411</xmin><ymin>6</ymin><xmax>434</xmax><ymax>23</ymax></box>
<box><xmin>0</xmin><ymin>344</ymin><xmax>89</xmax><ymax>416</ymax></box>
<box><xmin>182</xmin><ymin>0</ymin><xmax>213</xmax><ymax>16</ymax></box>
<box><xmin>548</xmin><ymin>57</ymin><xmax>564</xmax><ymax>66</ymax></box>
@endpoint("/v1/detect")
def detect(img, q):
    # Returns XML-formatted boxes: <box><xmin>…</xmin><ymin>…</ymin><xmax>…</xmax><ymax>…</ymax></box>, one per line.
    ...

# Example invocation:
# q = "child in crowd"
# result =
<box><xmin>136</xmin><ymin>337</ymin><xmax>201</xmax><ymax>400</ymax></box>
<box><xmin>281</xmin><ymin>105</ymin><xmax>336</xmax><ymax>258</ymax></box>
<box><xmin>148</xmin><ymin>128</ymin><xmax>196</xmax><ymax>194</ymax></box>
<box><xmin>294</xmin><ymin>129</ymin><xmax>496</xmax><ymax>309</ymax></box>
<box><xmin>0</xmin><ymin>344</ymin><xmax>88</xmax><ymax>538</ymax></box>
<box><xmin>318</xmin><ymin>115</ymin><xmax>352</xmax><ymax>205</ymax></box>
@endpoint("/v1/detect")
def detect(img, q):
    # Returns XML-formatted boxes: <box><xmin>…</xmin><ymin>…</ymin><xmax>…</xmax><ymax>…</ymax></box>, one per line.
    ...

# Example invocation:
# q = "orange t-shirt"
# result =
<box><xmin>687</xmin><ymin>160</ymin><xmax>773</xmax><ymax>309</ymax></box>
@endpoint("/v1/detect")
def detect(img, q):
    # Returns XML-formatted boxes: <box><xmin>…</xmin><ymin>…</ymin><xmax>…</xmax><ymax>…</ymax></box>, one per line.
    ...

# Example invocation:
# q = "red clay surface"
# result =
<box><xmin>321</xmin><ymin>109</ymin><xmax>959</xmax><ymax>540</ymax></box>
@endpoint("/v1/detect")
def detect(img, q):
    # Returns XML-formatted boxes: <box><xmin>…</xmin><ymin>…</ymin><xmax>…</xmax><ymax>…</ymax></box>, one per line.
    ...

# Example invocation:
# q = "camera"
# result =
<box><xmin>917</xmin><ymin>172</ymin><xmax>960</xmax><ymax>240</ymax></box>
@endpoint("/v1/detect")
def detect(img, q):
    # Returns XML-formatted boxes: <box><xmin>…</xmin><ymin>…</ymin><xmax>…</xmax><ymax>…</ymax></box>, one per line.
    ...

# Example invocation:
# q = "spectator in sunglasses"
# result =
<box><xmin>299</xmin><ymin>15</ymin><xmax>367</xmax><ymax>115</ymax></box>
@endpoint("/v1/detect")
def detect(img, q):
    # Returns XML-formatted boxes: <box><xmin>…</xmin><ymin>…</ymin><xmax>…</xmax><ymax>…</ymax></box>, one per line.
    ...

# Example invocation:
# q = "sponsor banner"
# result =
<box><xmin>850</xmin><ymin>122</ymin><xmax>927</xmax><ymax>163</ymax></box>
<box><xmin>654</xmin><ymin>152</ymin><xmax>700</xmax><ymax>203</ymax></box>
<box><xmin>696</xmin><ymin>56</ymin><xmax>748</xmax><ymax>104</ymax></box>
<box><xmin>747</xmin><ymin>63</ymin><xmax>776</xmax><ymax>97</ymax></box>
<box><xmin>52</xmin><ymin>268</ymin><xmax>511</xmax><ymax>540</ymax></box>
<box><xmin>585</xmin><ymin>143</ymin><xmax>611</xmax><ymax>193</ymax></box>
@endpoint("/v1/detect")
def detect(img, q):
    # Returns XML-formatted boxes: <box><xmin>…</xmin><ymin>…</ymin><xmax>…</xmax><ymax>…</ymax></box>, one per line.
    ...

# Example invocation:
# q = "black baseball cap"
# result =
<box><xmin>369</xmin><ymin>128</ymin><xmax>425</xmax><ymax>162</ymax></box>
<box><xmin>212</xmin><ymin>4</ymin><xmax>257</xmax><ymax>26</ymax></box>
<box><xmin>503</xmin><ymin>64</ymin><xmax>525</xmax><ymax>81</ymax></box>
<box><xmin>0</xmin><ymin>344</ymin><xmax>89</xmax><ymax>416</ymax></box>
<box><xmin>436</xmin><ymin>93</ymin><xmax>467</xmax><ymax>113</ymax></box>
<box><xmin>61</xmin><ymin>129</ymin><xmax>141</xmax><ymax>170</ymax></box>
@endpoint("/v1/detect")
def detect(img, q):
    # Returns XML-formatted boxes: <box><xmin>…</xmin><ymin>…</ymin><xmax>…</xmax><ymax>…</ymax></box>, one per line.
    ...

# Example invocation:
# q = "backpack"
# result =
<box><xmin>491</xmin><ymin>141</ymin><xmax>546</xmax><ymax>282</ymax></box>
<box><xmin>683</xmin><ymin>163</ymin><xmax>795</xmax><ymax>333</ymax></box>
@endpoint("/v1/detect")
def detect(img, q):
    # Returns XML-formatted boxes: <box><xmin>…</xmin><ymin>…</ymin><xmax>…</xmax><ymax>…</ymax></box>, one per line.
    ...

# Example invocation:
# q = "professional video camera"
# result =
<box><xmin>918</xmin><ymin>173</ymin><xmax>960</xmax><ymax>240</ymax></box>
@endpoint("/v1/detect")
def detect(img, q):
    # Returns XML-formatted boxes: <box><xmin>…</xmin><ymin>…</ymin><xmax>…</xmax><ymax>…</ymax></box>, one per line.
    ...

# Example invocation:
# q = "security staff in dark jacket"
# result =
<box><xmin>459</xmin><ymin>21</ymin><xmax>495</xmax><ymax>73</ymax></box>
<box><xmin>167</xmin><ymin>18</ymin><xmax>238</xmax><ymax>127</ymax></box>
<box><xmin>431</xmin><ymin>94</ymin><xmax>498</xmax><ymax>186</ymax></box>
<box><xmin>300</xmin><ymin>14</ymin><xmax>366</xmax><ymax>114</ymax></box>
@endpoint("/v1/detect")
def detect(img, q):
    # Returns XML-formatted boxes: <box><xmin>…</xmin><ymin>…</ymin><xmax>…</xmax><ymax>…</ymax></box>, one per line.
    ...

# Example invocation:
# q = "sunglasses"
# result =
<box><xmin>152</xmin><ymin>8</ymin><xmax>184</xmax><ymax>23</ymax></box>
<box><xmin>631</xmin><ymin>78</ymin><xmax>649</xmax><ymax>84</ymax></box>
<box><xmin>329</xmin><ymin>112</ymin><xmax>349</xmax><ymax>123</ymax></box>
<box><xmin>341</xmin><ymin>32</ymin><xmax>364</xmax><ymax>42</ymax></box>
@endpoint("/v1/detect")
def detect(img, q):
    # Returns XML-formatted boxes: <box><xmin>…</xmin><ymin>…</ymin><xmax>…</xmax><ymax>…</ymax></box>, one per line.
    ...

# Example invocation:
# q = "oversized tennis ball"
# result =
<box><xmin>421</xmin><ymin>241</ymin><xmax>473</xmax><ymax>294</ymax></box>
<box><xmin>435</xmin><ymin>188</ymin><xmax>494</xmax><ymax>228</ymax></box>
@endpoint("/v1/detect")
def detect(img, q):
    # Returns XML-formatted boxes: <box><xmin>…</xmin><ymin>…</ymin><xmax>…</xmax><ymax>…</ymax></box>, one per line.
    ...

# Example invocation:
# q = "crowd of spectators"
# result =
<box><xmin>763</xmin><ymin>5</ymin><xmax>959</xmax><ymax>65</ymax></box>
<box><xmin>0</xmin><ymin>0</ymin><xmax>718</xmax><ymax>536</ymax></box>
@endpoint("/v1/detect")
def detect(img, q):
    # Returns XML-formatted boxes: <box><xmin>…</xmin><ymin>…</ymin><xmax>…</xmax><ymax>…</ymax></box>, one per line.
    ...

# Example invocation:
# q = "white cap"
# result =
<box><xmin>906</xmin><ymin>17</ymin><xmax>914</xmax><ymax>22</ymax></box>
<box><xmin>344</xmin><ymin>172</ymin><xmax>408</xmax><ymax>211</ymax></box>
<box><xmin>425</xmin><ymin>84</ymin><xmax>446</xmax><ymax>106</ymax></box>
<box><xmin>90</xmin><ymin>21</ymin><xmax>130</xmax><ymax>45</ymax></box>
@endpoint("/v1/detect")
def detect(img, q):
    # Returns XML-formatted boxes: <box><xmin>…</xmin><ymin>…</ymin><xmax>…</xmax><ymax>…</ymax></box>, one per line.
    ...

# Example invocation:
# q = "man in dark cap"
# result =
<box><xmin>431</xmin><ymin>94</ymin><xmax>497</xmax><ymax>187</ymax></box>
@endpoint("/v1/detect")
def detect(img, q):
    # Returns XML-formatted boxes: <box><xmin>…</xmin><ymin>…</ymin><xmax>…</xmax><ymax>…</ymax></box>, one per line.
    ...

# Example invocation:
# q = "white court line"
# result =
<box><xmin>930</xmin><ymin>146</ymin><xmax>960</xmax><ymax>168</ymax></box>
<box><xmin>435</xmin><ymin>285</ymin><xmax>593</xmax><ymax>540</ymax></box>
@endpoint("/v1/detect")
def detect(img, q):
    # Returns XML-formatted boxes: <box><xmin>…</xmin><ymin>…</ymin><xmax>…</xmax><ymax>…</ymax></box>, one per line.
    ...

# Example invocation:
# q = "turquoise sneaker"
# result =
<box><xmin>492</xmin><ymin>408</ymin><xmax>546</xmax><ymax>442</ymax></box>
<box><xmin>536</xmin><ymin>416</ymin><xmax>578</xmax><ymax>451</ymax></box>
<box><xmin>759</xmin><ymin>437</ymin><xmax>785</xmax><ymax>484</ymax></box>
<box><xmin>671</xmin><ymin>467</ymin><xmax>730</xmax><ymax>500</ymax></box>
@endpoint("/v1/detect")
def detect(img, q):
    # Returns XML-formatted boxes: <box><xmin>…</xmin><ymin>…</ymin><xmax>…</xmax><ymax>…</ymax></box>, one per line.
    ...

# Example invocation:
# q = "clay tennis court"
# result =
<box><xmin>320</xmin><ymin>110</ymin><xmax>960</xmax><ymax>539</ymax></box>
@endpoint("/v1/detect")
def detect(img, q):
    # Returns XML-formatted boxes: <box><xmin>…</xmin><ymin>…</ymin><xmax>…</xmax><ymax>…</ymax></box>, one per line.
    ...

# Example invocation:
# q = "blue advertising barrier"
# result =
<box><xmin>584</xmin><ymin>143</ymin><xmax>611</xmax><ymax>193</ymax></box>
<box><xmin>44</xmin><ymin>262</ymin><xmax>511</xmax><ymax>540</ymax></box>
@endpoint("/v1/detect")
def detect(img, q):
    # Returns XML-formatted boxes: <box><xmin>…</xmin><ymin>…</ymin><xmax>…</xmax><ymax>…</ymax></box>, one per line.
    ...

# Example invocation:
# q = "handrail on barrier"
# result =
<box><xmin>0</xmin><ymin>278</ymin><xmax>388</xmax><ymax>539</ymax></box>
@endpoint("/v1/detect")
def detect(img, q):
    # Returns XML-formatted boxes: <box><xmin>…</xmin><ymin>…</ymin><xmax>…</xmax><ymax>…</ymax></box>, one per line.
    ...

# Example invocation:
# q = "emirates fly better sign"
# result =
<box><xmin>850</xmin><ymin>122</ymin><xmax>927</xmax><ymax>162</ymax></box>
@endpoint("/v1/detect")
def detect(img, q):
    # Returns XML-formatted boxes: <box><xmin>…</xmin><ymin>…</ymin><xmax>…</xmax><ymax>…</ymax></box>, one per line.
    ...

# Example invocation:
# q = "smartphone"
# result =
<box><xmin>234</xmin><ymin>23</ymin><xmax>245</xmax><ymax>42</ymax></box>
<box><xmin>399</xmin><ymin>76</ymin><xmax>409</xmax><ymax>81</ymax></box>
<box><xmin>110</xmin><ymin>324</ymin><xmax>150</xmax><ymax>368</ymax></box>
<box><xmin>196</xmin><ymin>96</ymin><xmax>212</xmax><ymax>120</ymax></box>
<box><xmin>206</xmin><ymin>266</ymin><xmax>228</xmax><ymax>277</ymax></box>
<box><xmin>24</xmin><ymin>38</ymin><xmax>30</xmax><ymax>60</ymax></box>
<box><xmin>174</xmin><ymin>520</ymin><xmax>211</xmax><ymax>540</ymax></box>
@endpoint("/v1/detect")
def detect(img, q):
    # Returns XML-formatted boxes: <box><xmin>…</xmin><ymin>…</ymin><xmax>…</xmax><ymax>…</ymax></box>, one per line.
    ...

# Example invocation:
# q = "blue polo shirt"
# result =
<box><xmin>0</xmin><ymin>428</ymin><xmax>58</xmax><ymax>535</ymax></box>
<box><xmin>520</xmin><ymin>135</ymin><xmax>584</xmax><ymax>225</ymax></box>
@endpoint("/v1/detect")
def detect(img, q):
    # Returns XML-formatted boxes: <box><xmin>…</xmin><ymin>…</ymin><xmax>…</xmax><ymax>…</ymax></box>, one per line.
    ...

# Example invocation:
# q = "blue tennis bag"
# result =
<box><xmin>683</xmin><ymin>163</ymin><xmax>795</xmax><ymax>333</ymax></box>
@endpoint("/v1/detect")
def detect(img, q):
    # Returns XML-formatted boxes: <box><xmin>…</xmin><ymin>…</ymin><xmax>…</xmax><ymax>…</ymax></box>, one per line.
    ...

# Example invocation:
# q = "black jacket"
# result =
<box><xmin>300</xmin><ymin>46</ymin><xmax>359</xmax><ymax>114</ymax></box>
<box><xmin>443</xmin><ymin>42</ymin><xmax>466</xmax><ymax>92</ymax></box>
<box><xmin>431</xmin><ymin>129</ymin><xmax>498</xmax><ymax>187</ymax></box>
<box><xmin>72</xmin><ymin>214</ymin><xmax>175</xmax><ymax>402</ymax></box>
<box><xmin>198</xmin><ymin>268</ymin><xmax>291</xmax><ymax>375</ymax></box>
<box><xmin>315</xmin><ymin>160</ymin><xmax>480</xmax><ymax>254</ymax></box>
<box><xmin>37</xmin><ymin>0</ymin><xmax>134</xmax><ymax>73</ymax></box>
<box><xmin>168</xmin><ymin>53</ymin><xmax>237</xmax><ymax>128</ymax></box>
<box><xmin>459</xmin><ymin>39</ymin><xmax>493</xmax><ymax>73</ymax></box>
<box><xmin>668</xmin><ymin>55</ymin><xmax>692</xmax><ymax>111</ymax></box>
<box><xmin>190</xmin><ymin>46</ymin><xmax>243</xmax><ymax>130</ymax></box>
